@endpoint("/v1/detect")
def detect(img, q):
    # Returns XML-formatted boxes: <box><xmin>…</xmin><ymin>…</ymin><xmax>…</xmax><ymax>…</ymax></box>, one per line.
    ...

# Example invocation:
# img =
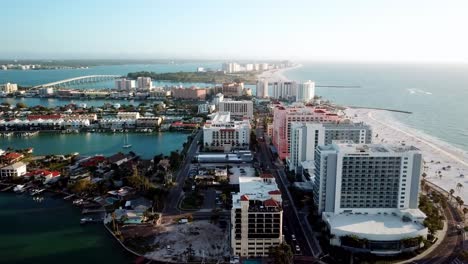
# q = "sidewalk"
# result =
<box><xmin>395</xmin><ymin>220</ymin><xmax>448</xmax><ymax>264</ymax></box>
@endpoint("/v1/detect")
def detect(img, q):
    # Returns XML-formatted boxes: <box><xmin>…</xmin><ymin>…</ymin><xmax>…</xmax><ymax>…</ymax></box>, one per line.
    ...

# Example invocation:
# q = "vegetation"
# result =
<box><xmin>127</xmin><ymin>71</ymin><xmax>258</xmax><ymax>84</ymax></box>
<box><xmin>419</xmin><ymin>195</ymin><xmax>444</xmax><ymax>235</ymax></box>
<box><xmin>268</xmin><ymin>243</ymin><xmax>293</xmax><ymax>264</ymax></box>
<box><xmin>180</xmin><ymin>193</ymin><xmax>203</xmax><ymax>210</ymax></box>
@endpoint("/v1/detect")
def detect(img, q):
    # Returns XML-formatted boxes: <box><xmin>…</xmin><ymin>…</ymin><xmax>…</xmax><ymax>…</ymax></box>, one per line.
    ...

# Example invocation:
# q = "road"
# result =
<box><xmin>256</xmin><ymin>128</ymin><xmax>322</xmax><ymax>258</ymax></box>
<box><xmin>411</xmin><ymin>200</ymin><xmax>465</xmax><ymax>264</ymax></box>
<box><xmin>163</xmin><ymin>130</ymin><xmax>202</xmax><ymax>214</ymax></box>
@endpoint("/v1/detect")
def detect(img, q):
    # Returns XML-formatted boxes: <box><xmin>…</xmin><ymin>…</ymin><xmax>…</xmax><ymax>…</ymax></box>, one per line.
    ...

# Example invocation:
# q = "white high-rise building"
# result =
<box><xmin>289</xmin><ymin>122</ymin><xmax>372</xmax><ymax>173</ymax></box>
<box><xmin>271</xmin><ymin>81</ymin><xmax>297</xmax><ymax>99</ymax></box>
<box><xmin>256</xmin><ymin>79</ymin><xmax>268</xmax><ymax>98</ymax></box>
<box><xmin>245</xmin><ymin>64</ymin><xmax>254</xmax><ymax>71</ymax></box>
<box><xmin>115</xmin><ymin>79</ymin><xmax>135</xmax><ymax>91</ymax></box>
<box><xmin>136</xmin><ymin>77</ymin><xmax>152</xmax><ymax>89</ymax></box>
<box><xmin>0</xmin><ymin>83</ymin><xmax>18</xmax><ymax>94</ymax></box>
<box><xmin>231</xmin><ymin>174</ymin><xmax>283</xmax><ymax>257</ymax></box>
<box><xmin>314</xmin><ymin>141</ymin><xmax>428</xmax><ymax>255</ymax></box>
<box><xmin>296</xmin><ymin>80</ymin><xmax>315</xmax><ymax>102</ymax></box>
<box><xmin>219</xmin><ymin>100</ymin><xmax>253</xmax><ymax>119</ymax></box>
<box><xmin>203</xmin><ymin>112</ymin><xmax>251</xmax><ymax>151</ymax></box>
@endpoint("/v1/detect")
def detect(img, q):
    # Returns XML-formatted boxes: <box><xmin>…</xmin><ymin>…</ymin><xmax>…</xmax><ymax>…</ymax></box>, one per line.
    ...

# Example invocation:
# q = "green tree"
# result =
<box><xmin>16</xmin><ymin>102</ymin><xmax>27</xmax><ymax>109</ymax></box>
<box><xmin>269</xmin><ymin>243</ymin><xmax>293</xmax><ymax>264</ymax></box>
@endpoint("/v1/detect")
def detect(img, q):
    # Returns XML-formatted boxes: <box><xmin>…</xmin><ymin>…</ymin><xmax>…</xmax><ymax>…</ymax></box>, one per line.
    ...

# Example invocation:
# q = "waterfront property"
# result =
<box><xmin>314</xmin><ymin>141</ymin><xmax>427</xmax><ymax>255</ymax></box>
<box><xmin>289</xmin><ymin>122</ymin><xmax>372</xmax><ymax>173</ymax></box>
<box><xmin>0</xmin><ymin>161</ymin><xmax>27</xmax><ymax>178</ymax></box>
<box><xmin>231</xmin><ymin>174</ymin><xmax>283</xmax><ymax>257</ymax></box>
<box><xmin>271</xmin><ymin>102</ymin><xmax>343</xmax><ymax>160</ymax></box>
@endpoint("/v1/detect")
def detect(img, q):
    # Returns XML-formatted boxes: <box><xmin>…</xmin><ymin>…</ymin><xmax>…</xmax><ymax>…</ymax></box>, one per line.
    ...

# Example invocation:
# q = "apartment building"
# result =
<box><xmin>231</xmin><ymin>174</ymin><xmax>283</xmax><ymax>257</ymax></box>
<box><xmin>219</xmin><ymin>100</ymin><xmax>253</xmax><ymax>119</ymax></box>
<box><xmin>203</xmin><ymin>112</ymin><xmax>251</xmax><ymax>151</ymax></box>
<box><xmin>289</xmin><ymin>122</ymin><xmax>372</xmax><ymax>172</ymax></box>
<box><xmin>171</xmin><ymin>87</ymin><xmax>207</xmax><ymax>100</ymax></box>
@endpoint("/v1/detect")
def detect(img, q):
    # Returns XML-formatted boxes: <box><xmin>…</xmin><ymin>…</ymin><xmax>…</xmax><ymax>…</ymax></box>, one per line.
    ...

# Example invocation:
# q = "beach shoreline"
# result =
<box><xmin>347</xmin><ymin>108</ymin><xmax>468</xmax><ymax>203</ymax></box>
<box><xmin>257</xmin><ymin>63</ymin><xmax>303</xmax><ymax>82</ymax></box>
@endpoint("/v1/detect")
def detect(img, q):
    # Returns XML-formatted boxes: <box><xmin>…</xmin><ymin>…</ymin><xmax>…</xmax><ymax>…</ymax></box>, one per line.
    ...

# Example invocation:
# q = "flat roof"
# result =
<box><xmin>323</xmin><ymin>213</ymin><xmax>427</xmax><ymax>241</ymax></box>
<box><xmin>232</xmin><ymin>176</ymin><xmax>281</xmax><ymax>208</ymax></box>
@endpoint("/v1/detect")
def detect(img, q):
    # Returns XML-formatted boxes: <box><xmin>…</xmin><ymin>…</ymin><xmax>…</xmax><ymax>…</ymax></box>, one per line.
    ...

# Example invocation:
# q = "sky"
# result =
<box><xmin>1</xmin><ymin>0</ymin><xmax>468</xmax><ymax>62</ymax></box>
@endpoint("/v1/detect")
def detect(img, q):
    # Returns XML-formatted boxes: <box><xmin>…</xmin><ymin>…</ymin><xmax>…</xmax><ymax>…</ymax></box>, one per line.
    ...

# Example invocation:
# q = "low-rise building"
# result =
<box><xmin>117</xmin><ymin>112</ymin><xmax>140</xmax><ymax>120</ymax></box>
<box><xmin>171</xmin><ymin>87</ymin><xmax>206</xmax><ymax>100</ymax></box>
<box><xmin>231</xmin><ymin>174</ymin><xmax>283</xmax><ymax>257</ymax></box>
<box><xmin>136</xmin><ymin>117</ymin><xmax>162</xmax><ymax>128</ymax></box>
<box><xmin>0</xmin><ymin>162</ymin><xmax>27</xmax><ymax>178</ymax></box>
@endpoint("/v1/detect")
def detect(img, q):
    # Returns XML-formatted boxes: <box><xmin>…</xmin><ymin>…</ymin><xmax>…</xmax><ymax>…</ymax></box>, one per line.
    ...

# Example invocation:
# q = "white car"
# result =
<box><xmin>295</xmin><ymin>245</ymin><xmax>301</xmax><ymax>253</ymax></box>
<box><xmin>291</xmin><ymin>234</ymin><xmax>296</xmax><ymax>241</ymax></box>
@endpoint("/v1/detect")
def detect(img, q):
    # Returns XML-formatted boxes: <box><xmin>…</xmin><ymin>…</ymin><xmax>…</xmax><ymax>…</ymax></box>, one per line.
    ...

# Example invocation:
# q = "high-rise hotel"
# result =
<box><xmin>314</xmin><ymin>141</ymin><xmax>428</xmax><ymax>255</ymax></box>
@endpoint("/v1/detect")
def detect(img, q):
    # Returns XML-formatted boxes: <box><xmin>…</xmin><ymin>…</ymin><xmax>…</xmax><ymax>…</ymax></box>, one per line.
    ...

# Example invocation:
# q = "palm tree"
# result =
<box><xmin>456</xmin><ymin>183</ymin><xmax>463</xmax><ymax>193</ymax></box>
<box><xmin>458</xmin><ymin>199</ymin><xmax>464</xmax><ymax>209</ymax></box>
<box><xmin>449</xmin><ymin>189</ymin><xmax>455</xmax><ymax>201</ymax></box>
<box><xmin>268</xmin><ymin>243</ymin><xmax>293</xmax><ymax>264</ymax></box>
<box><xmin>422</xmin><ymin>172</ymin><xmax>427</xmax><ymax>180</ymax></box>
<box><xmin>463</xmin><ymin>208</ymin><xmax>468</xmax><ymax>220</ymax></box>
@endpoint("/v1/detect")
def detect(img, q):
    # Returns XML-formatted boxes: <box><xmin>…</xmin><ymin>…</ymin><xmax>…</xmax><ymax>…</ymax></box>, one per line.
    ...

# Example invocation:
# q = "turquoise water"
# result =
<box><xmin>0</xmin><ymin>193</ymin><xmax>134</xmax><ymax>264</ymax></box>
<box><xmin>284</xmin><ymin>62</ymin><xmax>468</xmax><ymax>151</ymax></box>
<box><xmin>0</xmin><ymin>132</ymin><xmax>189</xmax><ymax>159</ymax></box>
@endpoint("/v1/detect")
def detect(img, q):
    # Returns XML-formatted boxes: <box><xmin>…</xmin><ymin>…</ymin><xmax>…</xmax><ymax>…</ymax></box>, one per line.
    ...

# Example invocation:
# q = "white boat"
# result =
<box><xmin>13</xmin><ymin>185</ymin><xmax>26</xmax><ymax>193</ymax></box>
<box><xmin>73</xmin><ymin>198</ymin><xmax>84</xmax><ymax>205</ymax></box>
<box><xmin>80</xmin><ymin>217</ymin><xmax>94</xmax><ymax>224</ymax></box>
<box><xmin>122</xmin><ymin>134</ymin><xmax>132</xmax><ymax>148</ymax></box>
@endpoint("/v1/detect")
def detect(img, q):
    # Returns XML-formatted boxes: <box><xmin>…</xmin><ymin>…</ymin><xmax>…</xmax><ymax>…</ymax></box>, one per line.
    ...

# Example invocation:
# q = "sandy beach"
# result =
<box><xmin>346</xmin><ymin>108</ymin><xmax>468</xmax><ymax>203</ymax></box>
<box><xmin>257</xmin><ymin>64</ymin><xmax>303</xmax><ymax>82</ymax></box>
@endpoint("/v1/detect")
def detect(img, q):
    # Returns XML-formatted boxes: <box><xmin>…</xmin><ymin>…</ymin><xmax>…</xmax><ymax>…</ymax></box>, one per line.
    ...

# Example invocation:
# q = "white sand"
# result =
<box><xmin>257</xmin><ymin>64</ymin><xmax>302</xmax><ymax>82</ymax></box>
<box><xmin>346</xmin><ymin>108</ymin><xmax>468</xmax><ymax>203</ymax></box>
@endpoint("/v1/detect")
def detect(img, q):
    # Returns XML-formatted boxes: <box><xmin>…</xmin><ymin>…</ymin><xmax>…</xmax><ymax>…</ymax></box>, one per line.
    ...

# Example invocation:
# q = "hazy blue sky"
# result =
<box><xmin>2</xmin><ymin>0</ymin><xmax>468</xmax><ymax>62</ymax></box>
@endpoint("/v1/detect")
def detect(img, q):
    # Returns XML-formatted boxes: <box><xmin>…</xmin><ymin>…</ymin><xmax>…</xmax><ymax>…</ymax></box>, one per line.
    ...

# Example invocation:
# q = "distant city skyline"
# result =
<box><xmin>1</xmin><ymin>0</ymin><xmax>468</xmax><ymax>63</ymax></box>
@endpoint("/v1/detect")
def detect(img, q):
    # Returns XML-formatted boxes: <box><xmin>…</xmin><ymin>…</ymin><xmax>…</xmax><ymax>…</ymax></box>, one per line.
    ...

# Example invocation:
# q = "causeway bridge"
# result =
<box><xmin>33</xmin><ymin>75</ymin><xmax>122</xmax><ymax>88</ymax></box>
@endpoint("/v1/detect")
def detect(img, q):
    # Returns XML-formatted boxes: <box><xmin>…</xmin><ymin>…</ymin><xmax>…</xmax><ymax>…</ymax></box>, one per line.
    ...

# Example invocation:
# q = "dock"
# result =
<box><xmin>82</xmin><ymin>208</ymin><xmax>107</xmax><ymax>214</ymax></box>
<box><xmin>64</xmin><ymin>194</ymin><xmax>76</xmax><ymax>200</ymax></box>
<box><xmin>1</xmin><ymin>185</ymin><xmax>14</xmax><ymax>192</ymax></box>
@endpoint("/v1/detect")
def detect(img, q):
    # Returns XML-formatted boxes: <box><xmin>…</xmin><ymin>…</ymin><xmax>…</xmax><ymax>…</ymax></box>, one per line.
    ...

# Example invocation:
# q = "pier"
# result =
<box><xmin>347</xmin><ymin>105</ymin><xmax>412</xmax><ymax>114</ymax></box>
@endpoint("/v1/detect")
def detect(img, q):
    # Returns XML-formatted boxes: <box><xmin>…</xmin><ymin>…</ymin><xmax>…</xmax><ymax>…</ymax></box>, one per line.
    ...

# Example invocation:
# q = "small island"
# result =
<box><xmin>127</xmin><ymin>71</ymin><xmax>259</xmax><ymax>84</ymax></box>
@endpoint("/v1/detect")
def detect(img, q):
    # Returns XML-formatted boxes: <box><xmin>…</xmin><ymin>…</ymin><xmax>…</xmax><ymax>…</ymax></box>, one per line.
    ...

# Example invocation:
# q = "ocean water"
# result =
<box><xmin>284</xmin><ymin>62</ymin><xmax>468</xmax><ymax>152</ymax></box>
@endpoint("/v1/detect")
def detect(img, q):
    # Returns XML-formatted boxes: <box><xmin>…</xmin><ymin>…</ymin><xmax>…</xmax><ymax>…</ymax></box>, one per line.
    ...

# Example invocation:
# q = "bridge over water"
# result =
<box><xmin>33</xmin><ymin>75</ymin><xmax>122</xmax><ymax>88</ymax></box>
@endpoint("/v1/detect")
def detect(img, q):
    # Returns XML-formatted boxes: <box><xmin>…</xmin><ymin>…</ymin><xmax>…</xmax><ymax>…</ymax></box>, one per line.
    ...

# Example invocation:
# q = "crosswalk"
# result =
<box><xmin>451</xmin><ymin>258</ymin><xmax>467</xmax><ymax>264</ymax></box>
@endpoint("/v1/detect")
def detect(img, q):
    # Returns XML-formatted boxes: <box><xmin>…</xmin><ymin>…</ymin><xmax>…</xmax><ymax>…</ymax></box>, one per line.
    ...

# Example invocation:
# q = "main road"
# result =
<box><xmin>256</xmin><ymin>128</ymin><xmax>322</xmax><ymax>258</ymax></box>
<box><xmin>163</xmin><ymin>130</ymin><xmax>202</xmax><ymax>214</ymax></box>
<box><xmin>409</xmin><ymin>198</ymin><xmax>465</xmax><ymax>264</ymax></box>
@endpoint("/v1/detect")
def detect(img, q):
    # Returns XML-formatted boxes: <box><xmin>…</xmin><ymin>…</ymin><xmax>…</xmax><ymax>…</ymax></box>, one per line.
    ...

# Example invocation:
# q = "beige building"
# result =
<box><xmin>219</xmin><ymin>100</ymin><xmax>253</xmax><ymax>119</ymax></box>
<box><xmin>117</xmin><ymin>112</ymin><xmax>140</xmax><ymax>120</ymax></box>
<box><xmin>231</xmin><ymin>174</ymin><xmax>283</xmax><ymax>257</ymax></box>
<box><xmin>203</xmin><ymin>112</ymin><xmax>251</xmax><ymax>151</ymax></box>
<box><xmin>0</xmin><ymin>83</ymin><xmax>18</xmax><ymax>94</ymax></box>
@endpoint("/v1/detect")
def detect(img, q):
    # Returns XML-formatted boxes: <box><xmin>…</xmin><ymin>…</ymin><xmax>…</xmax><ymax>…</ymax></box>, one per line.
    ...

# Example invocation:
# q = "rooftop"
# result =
<box><xmin>320</xmin><ymin>141</ymin><xmax>421</xmax><ymax>155</ymax></box>
<box><xmin>323</xmin><ymin>211</ymin><xmax>427</xmax><ymax>241</ymax></box>
<box><xmin>1</xmin><ymin>161</ymin><xmax>26</xmax><ymax>170</ymax></box>
<box><xmin>232</xmin><ymin>175</ymin><xmax>282</xmax><ymax>208</ymax></box>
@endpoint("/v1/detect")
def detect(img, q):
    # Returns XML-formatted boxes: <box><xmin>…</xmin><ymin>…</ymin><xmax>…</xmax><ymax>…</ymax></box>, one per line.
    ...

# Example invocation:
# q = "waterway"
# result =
<box><xmin>0</xmin><ymin>192</ymin><xmax>134</xmax><ymax>264</ymax></box>
<box><xmin>0</xmin><ymin>132</ymin><xmax>190</xmax><ymax>159</ymax></box>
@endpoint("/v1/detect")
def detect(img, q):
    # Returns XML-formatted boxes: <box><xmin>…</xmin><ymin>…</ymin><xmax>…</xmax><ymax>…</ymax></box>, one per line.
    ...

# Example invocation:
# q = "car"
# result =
<box><xmin>295</xmin><ymin>245</ymin><xmax>301</xmax><ymax>253</ymax></box>
<box><xmin>291</xmin><ymin>234</ymin><xmax>296</xmax><ymax>241</ymax></box>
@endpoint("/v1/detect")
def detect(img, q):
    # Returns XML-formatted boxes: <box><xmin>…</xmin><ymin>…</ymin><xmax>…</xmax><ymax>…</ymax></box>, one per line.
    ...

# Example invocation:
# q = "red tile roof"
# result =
<box><xmin>260</xmin><ymin>173</ymin><xmax>274</xmax><ymax>179</ymax></box>
<box><xmin>268</xmin><ymin>190</ymin><xmax>281</xmax><ymax>195</ymax></box>
<box><xmin>3</xmin><ymin>152</ymin><xmax>23</xmax><ymax>160</ymax></box>
<box><xmin>240</xmin><ymin>194</ymin><xmax>249</xmax><ymax>201</ymax></box>
<box><xmin>264</xmin><ymin>198</ymin><xmax>279</xmax><ymax>207</ymax></box>
<box><xmin>27</xmin><ymin>114</ymin><xmax>62</xmax><ymax>121</ymax></box>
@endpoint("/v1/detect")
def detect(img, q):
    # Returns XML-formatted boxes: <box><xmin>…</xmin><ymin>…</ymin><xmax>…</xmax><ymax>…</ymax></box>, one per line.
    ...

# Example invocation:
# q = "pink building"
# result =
<box><xmin>171</xmin><ymin>87</ymin><xmax>207</xmax><ymax>100</ymax></box>
<box><xmin>272</xmin><ymin>104</ymin><xmax>342</xmax><ymax>160</ymax></box>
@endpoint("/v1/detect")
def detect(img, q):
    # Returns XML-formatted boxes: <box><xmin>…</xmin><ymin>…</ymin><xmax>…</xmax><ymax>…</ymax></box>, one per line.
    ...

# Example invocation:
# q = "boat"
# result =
<box><xmin>122</xmin><ymin>134</ymin><xmax>132</xmax><ymax>148</ymax></box>
<box><xmin>30</xmin><ymin>188</ymin><xmax>45</xmax><ymax>196</ymax></box>
<box><xmin>73</xmin><ymin>198</ymin><xmax>84</xmax><ymax>205</ymax></box>
<box><xmin>80</xmin><ymin>217</ymin><xmax>94</xmax><ymax>225</ymax></box>
<box><xmin>13</xmin><ymin>185</ymin><xmax>26</xmax><ymax>193</ymax></box>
